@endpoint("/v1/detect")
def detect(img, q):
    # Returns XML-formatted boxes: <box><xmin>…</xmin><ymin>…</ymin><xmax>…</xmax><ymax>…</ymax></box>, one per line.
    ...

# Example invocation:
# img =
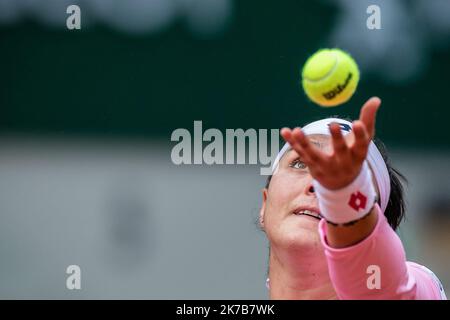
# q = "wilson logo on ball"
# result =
<box><xmin>348</xmin><ymin>191</ymin><xmax>367</xmax><ymax>211</ymax></box>
<box><xmin>322</xmin><ymin>72</ymin><xmax>353</xmax><ymax>100</ymax></box>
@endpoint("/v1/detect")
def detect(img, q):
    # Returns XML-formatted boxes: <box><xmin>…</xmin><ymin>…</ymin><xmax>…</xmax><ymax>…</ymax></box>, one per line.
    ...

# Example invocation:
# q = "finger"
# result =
<box><xmin>281</xmin><ymin>127</ymin><xmax>300</xmax><ymax>153</ymax></box>
<box><xmin>351</xmin><ymin>120</ymin><xmax>370</xmax><ymax>162</ymax></box>
<box><xmin>280</xmin><ymin>127</ymin><xmax>293</xmax><ymax>143</ymax></box>
<box><xmin>280</xmin><ymin>127</ymin><xmax>309</xmax><ymax>161</ymax></box>
<box><xmin>281</xmin><ymin>127</ymin><xmax>307</xmax><ymax>158</ymax></box>
<box><xmin>359</xmin><ymin>97</ymin><xmax>381</xmax><ymax>139</ymax></box>
<box><xmin>292</xmin><ymin>128</ymin><xmax>327</xmax><ymax>165</ymax></box>
<box><xmin>329</xmin><ymin>122</ymin><xmax>350</xmax><ymax>158</ymax></box>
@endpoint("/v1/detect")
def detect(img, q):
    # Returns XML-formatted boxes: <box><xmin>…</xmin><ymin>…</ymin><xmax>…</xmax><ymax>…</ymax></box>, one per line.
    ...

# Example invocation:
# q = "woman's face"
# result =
<box><xmin>260</xmin><ymin>135</ymin><xmax>331</xmax><ymax>253</ymax></box>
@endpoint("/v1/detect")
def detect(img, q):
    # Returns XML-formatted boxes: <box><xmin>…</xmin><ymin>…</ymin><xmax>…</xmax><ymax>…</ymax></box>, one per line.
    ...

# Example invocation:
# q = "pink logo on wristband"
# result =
<box><xmin>348</xmin><ymin>191</ymin><xmax>367</xmax><ymax>211</ymax></box>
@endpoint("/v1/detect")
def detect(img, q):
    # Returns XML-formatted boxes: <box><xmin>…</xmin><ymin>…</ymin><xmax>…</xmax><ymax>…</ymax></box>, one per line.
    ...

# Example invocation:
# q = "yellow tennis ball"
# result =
<box><xmin>302</xmin><ymin>48</ymin><xmax>359</xmax><ymax>107</ymax></box>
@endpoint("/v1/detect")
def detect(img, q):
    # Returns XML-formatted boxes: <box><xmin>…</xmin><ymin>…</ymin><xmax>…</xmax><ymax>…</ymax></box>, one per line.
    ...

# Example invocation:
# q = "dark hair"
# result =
<box><xmin>371</xmin><ymin>137</ymin><xmax>407</xmax><ymax>230</ymax></box>
<box><xmin>264</xmin><ymin>136</ymin><xmax>407</xmax><ymax>231</ymax></box>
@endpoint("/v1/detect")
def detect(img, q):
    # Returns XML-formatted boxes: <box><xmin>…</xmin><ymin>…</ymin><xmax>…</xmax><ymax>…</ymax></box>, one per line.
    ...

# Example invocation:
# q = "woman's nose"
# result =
<box><xmin>306</xmin><ymin>184</ymin><xmax>315</xmax><ymax>195</ymax></box>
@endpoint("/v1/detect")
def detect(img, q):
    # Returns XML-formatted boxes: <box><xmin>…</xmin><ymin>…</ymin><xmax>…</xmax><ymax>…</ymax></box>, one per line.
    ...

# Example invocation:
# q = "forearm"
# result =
<box><xmin>325</xmin><ymin>207</ymin><xmax>378</xmax><ymax>248</ymax></box>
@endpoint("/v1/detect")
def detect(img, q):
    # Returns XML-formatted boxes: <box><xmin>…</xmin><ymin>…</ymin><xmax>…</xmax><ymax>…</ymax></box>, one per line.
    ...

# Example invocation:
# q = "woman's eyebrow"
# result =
<box><xmin>283</xmin><ymin>148</ymin><xmax>303</xmax><ymax>161</ymax></box>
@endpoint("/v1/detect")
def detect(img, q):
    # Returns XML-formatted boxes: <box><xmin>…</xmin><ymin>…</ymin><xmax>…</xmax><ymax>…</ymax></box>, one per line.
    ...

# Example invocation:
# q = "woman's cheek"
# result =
<box><xmin>277</xmin><ymin>173</ymin><xmax>308</xmax><ymax>197</ymax></box>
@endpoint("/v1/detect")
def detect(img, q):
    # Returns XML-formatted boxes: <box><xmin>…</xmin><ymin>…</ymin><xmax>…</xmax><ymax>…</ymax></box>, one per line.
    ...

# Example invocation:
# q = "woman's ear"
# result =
<box><xmin>259</xmin><ymin>188</ymin><xmax>268</xmax><ymax>230</ymax></box>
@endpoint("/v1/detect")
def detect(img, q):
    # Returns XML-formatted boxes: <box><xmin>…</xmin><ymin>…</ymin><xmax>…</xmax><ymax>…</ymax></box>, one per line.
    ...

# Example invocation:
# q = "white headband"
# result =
<box><xmin>271</xmin><ymin>118</ymin><xmax>391</xmax><ymax>213</ymax></box>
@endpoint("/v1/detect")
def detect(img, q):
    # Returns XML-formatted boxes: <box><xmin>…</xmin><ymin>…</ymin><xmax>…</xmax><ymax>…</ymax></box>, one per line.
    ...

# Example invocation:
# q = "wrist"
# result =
<box><xmin>313</xmin><ymin>161</ymin><xmax>377</xmax><ymax>225</ymax></box>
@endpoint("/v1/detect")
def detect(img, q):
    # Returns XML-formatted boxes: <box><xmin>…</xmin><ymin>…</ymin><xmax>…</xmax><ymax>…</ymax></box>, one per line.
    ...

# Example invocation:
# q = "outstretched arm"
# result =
<box><xmin>280</xmin><ymin>97</ymin><xmax>443</xmax><ymax>299</ymax></box>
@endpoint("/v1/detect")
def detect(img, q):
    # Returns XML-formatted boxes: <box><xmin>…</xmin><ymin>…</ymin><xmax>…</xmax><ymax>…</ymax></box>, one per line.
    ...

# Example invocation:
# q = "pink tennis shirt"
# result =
<box><xmin>267</xmin><ymin>203</ymin><xmax>447</xmax><ymax>299</ymax></box>
<box><xmin>318</xmin><ymin>203</ymin><xmax>446</xmax><ymax>299</ymax></box>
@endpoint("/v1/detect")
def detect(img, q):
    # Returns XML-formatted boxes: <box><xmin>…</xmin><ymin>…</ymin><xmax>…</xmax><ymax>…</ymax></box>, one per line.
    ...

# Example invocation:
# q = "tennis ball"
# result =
<box><xmin>301</xmin><ymin>48</ymin><xmax>359</xmax><ymax>107</ymax></box>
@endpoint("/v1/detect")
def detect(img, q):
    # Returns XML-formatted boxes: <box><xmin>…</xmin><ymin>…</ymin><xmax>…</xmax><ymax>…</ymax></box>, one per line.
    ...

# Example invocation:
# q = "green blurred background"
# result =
<box><xmin>1</xmin><ymin>0</ymin><xmax>449</xmax><ymax>147</ymax></box>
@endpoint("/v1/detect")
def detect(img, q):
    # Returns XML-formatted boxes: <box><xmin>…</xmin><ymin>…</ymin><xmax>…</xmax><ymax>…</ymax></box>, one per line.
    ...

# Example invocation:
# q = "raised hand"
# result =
<box><xmin>280</xmin><ymin>97</ymin><xmax>381</xmax><ymax>190</ymax></box>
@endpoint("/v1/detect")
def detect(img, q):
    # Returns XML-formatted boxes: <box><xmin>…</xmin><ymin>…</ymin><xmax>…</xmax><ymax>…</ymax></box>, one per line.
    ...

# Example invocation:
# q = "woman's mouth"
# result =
<box><xmin>293</xmin><ymin>209</ymin><xmax>322</xmax><ymax>220</ymax></box>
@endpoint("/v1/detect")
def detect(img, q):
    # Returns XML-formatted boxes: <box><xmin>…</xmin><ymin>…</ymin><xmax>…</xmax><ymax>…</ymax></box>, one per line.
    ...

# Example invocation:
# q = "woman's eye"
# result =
<box><xmin>289</xmin><ymin>159</ymin><xmax>307</xmax><ymax>170</ymax></box>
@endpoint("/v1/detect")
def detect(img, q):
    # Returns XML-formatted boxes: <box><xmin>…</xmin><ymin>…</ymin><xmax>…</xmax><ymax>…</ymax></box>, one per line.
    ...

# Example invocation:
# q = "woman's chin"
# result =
<box><xmin>276</xmin><ymin>220</ymin><xmax>321</xmax><ymax>251</ymax></box>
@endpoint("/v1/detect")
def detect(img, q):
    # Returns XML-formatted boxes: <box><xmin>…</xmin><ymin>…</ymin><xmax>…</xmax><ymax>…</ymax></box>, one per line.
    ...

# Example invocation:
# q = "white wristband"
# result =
<box><xmin>312</xmin><ymin>161</ymin><xmax>377</xmax><ymax>225</ymax></box>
